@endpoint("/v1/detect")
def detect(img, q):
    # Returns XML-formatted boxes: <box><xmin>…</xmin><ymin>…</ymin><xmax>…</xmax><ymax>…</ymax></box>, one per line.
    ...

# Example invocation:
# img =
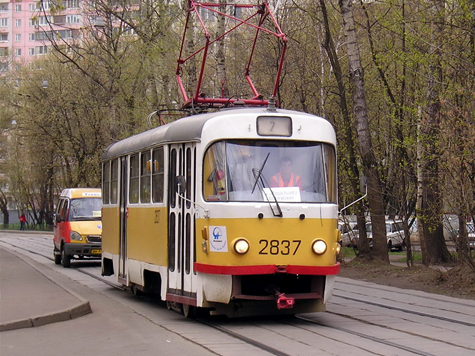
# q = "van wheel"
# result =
<box><xmin>387</xmin><ymin>240</ymin><xmax>393</xmax><ymax>251</ymax></box>
<box><xmin>61</xmin><ymin>248</ymin><xmax>71</xmax><ymax>268</ymax></box>
<box><xmin>54</xmin><ymin>249</ymin><xmax>61</xmax><ymax>265</ymax></box>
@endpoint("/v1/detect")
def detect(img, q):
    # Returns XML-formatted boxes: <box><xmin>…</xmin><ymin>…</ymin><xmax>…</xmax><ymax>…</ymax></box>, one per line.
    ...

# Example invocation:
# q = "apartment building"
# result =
<box><xmin>0</xmin><ymin>0</ymin><xmax>83</xmax><ymax>73</ymax></box>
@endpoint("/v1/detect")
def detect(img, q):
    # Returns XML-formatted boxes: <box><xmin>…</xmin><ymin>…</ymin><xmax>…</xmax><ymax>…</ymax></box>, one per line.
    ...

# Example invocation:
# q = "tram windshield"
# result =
<box><xmin>203</xmin><ymin>140</ymin><xmax>336</xmax><ymax>203</ymax></box>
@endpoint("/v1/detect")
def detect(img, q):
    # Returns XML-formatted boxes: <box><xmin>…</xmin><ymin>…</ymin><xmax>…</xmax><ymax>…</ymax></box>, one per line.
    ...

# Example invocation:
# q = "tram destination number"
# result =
<box><xmin>259</xmin><ymin>239</ymin><xmax>301</xmax><ymax>255</ymax></box>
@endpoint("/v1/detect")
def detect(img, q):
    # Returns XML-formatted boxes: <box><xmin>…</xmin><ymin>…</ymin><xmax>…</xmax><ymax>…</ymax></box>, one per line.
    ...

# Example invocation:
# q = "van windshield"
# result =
<box><xmin>69</xmin><ymin>198</ymin><xmax>102</xmax><ymax>221</ymax></box>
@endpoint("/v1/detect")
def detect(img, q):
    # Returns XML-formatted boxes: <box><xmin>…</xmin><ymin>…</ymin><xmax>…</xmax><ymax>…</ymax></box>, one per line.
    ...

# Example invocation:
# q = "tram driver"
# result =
<box><xmin>270</xmin><ymin>156</ymin><xmax>302</xmax><ymax>190</ymax></box>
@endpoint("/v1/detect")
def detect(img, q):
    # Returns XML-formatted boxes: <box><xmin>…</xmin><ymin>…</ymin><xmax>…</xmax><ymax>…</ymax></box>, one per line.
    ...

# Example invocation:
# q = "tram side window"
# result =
<box><xmin>110</xmin><ymin>159</ymin><xmax>118</xmax><ymax>204</ymax></box>
<box><xmin>152</xmin><ymin>147</ymin><xmax>164</xmax><ymax>203</ymax></box>
<box><xmin>141</xmin><ymin>151</ymin><xmax>151</xmax><ymax>203</ymax></box>
<box><xmin>203</xmin><ymin>141</ymin><xmax>226</xmax><ymax>201</ymax></box>
<box><xmin>129</xmin><ymin>154</ymin><xmax>139</xmax><ymax>204</ymax></box>
<box><xmin>102</xmin><ymin>161</ymin><xmax>110</xmax><ymax>204</ymax></box>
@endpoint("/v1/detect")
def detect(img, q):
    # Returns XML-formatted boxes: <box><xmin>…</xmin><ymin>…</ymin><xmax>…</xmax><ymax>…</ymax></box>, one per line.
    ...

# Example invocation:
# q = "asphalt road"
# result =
<box><xmin>1</xmin><ymin>231</ymin><xmax>474</xmax><ymax>356</ymax></box>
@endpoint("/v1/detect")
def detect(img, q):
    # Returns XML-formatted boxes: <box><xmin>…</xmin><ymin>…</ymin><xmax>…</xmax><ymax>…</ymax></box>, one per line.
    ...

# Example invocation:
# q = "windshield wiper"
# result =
<box><xmin>251</xmin><ymin>152</ymin><xmax>270</xmax><ymax>194</ymax></box>
<box><xmin>251</xmin><ymin>153</ymin><xmax>283</xmax><ymax>217</ymax></box>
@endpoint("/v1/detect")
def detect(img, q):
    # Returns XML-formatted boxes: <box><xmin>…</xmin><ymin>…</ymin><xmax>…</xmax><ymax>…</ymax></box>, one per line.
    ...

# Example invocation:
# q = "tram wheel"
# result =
<box><xmin>182</xmin><ymin>304</ymin><xmax>195</xmax><ymax>319</ymax></box>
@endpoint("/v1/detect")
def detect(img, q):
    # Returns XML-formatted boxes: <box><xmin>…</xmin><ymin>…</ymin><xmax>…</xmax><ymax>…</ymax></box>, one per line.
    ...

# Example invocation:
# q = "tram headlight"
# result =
<box><xmin>233</xmin><ymin>238</ymin><xmax>250</xmax><ymax>255</ymax></box>
<box><xmin>312</xmin><ymin>239</ymin><xmax>327</xmax><ymax>255</ymax></box>
<box><xmin>335</xmin><ymin>243</ymin><xmax>341</xmax><ymax>254</ymax></box>
<box><xmin>70</xmin><ymin>231</ymin><xmax>83</xmax><ymax>241</ymax></box>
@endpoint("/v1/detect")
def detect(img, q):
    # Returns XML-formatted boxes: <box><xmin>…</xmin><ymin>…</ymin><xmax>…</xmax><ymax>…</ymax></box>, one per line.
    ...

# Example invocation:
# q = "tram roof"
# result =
<box><xmin>102</xmin><ymin>108</ymin><xmax>330</xmax><ymax>160</ymax></box>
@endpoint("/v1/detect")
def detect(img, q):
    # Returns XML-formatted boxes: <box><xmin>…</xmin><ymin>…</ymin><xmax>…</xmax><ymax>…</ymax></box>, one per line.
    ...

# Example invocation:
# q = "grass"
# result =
<box><xmin>0</xmin><ymin>223</ymin><xmax>53</xmax><ymax>231</ymax></box>
<box><xmin>339</xmin><ymin>247</ymin><xmax>423</xmax><ymax>262</ymax></box>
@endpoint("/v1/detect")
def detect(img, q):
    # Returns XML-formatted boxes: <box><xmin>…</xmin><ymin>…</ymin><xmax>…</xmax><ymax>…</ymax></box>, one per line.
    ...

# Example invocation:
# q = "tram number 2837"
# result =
<box><xmin>258</xmin><ymin>239</ymin><xmax>301</xmax><ymax>255</ymax></box>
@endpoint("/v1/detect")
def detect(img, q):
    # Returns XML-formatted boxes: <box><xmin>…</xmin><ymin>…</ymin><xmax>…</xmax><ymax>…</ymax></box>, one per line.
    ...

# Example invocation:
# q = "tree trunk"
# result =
<box><xmin>418</xmin><ymin>0</ymin><xmax>451</xmax><ymax>265</ymax></box>
<box><xmin>319</xmin><ymin>0</ymin><xmax>370</xmax><ymax>254</ymax></box>
<box><xmin>1</xmin><ymin>205</ymin><xmax>8</xmax><ymax>228</ymax></box>
<box><xmin>339</xmin><ymin>0</ymin><xmax>388</xmax><ymax>262</ymax></box>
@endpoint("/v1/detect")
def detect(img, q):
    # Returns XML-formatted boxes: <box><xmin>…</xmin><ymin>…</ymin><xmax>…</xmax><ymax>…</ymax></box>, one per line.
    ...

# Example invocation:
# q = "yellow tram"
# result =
<box><xmin>101</xmin><ymin>106</ymin><xmax>341</xmax><ymax>317</ymax></box>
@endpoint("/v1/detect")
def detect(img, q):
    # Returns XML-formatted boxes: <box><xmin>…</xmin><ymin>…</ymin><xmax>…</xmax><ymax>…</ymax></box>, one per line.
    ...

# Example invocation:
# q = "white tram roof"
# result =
<box><xmin>102</xmin><ymin>107</ymin><xmax>333</xmax><ymax>160</ymax></box>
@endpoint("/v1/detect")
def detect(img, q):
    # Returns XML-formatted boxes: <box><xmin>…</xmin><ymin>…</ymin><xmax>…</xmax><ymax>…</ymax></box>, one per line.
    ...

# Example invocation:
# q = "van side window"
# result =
<box><xmin>59</xmin><ymin>199</ymin><xmax>68</xmax><ymax>221</ymax></box>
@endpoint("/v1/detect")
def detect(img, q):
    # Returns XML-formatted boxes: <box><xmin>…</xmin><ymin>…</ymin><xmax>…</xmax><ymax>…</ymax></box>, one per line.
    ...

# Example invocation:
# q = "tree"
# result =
<box><xmin>339</xmin><ymin>0</ymin><xmax>388</xmax><ymax>262</ymax></box>
<box><xmin>417</xmin><ymin>0</ymin><xmax>452</xmax><ymax>265</ymax></box>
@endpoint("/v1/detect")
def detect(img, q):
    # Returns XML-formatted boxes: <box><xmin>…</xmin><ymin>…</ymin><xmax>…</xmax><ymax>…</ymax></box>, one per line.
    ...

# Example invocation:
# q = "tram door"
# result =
<box><xmin>118</xmin><ymin>156</ymin><xmax>128</xmax><ymax>283</ymax></box>
<box><xmin>168</xmin><ymin>143</ymin><xmax>196</xmax><ymax>301</ymax></box>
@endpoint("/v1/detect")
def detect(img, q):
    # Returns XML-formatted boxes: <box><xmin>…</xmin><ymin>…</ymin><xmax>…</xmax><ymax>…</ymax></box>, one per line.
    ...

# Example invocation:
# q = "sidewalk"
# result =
<box><xmin>0</xmin><ymin>247</ymin><xmax>91</xmax><ymax>332</ymax></box>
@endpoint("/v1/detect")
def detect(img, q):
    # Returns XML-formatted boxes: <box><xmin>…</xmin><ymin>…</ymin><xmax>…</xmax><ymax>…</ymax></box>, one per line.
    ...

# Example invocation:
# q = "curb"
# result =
<box><xmin>0</xmin><ymin>248</ymin><xmax>93</xmax><ymax>332</ymax></box>
<box><xmin>0</xmin><ymin>301</ymin><xmax>92</xmax><ymax>332</ymax></box>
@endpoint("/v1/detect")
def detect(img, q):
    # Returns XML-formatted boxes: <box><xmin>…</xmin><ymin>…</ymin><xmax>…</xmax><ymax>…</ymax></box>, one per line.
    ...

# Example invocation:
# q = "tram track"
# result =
<box><xmin>332</xmin><ymin>292</ymin><xmax>475</xmax><ymax>328</ymax></box>
<box><xmin>294</xmin><ymin>314</ymin><xmax>440</xmax><ymax>356</ymax></box>
<box><xmin>2</xmin><ymin>234</ymin><xmax>475</xmax><ymax>356</ymax></box>
<box><xmin>335</xmin><ymin>279</ymin><xmax>475</xmax><ymax>309</ymax></box>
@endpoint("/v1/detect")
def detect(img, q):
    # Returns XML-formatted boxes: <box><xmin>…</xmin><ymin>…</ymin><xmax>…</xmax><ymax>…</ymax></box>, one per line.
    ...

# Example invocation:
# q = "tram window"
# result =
<box><xmin>185</xmin><ymin>213</ymin><xmax>191</xmax><ymax>274</ymax></box>
<box><xmin>140</xmin><ymin>151</ymin><xmax>151</xmax><ymax>203</ymax></box>
<box><xmin>152</xmin><ymin>147</ymin><xmax>164</xmax><ymax>203</ymax></box>
<box><xmin>185</xmin><ymin>147</ymin><xmax>192</xmax><ymax>208</ymax></box>
<box><xmin>323</xmin><ymin>145</ymin><xmax>337</xmax><ymax>203</ymax></box>
<box><xmin>203</xmin><ymin>141</ymin><xmax>226</xmax><ymax>201</ymax></box>
<box><xmin>204</xmin><ymin>140</ymin><xmax>337</xmax><ymax>203</ymax></box>
<box><xmin>110</xmin><ymin>159</ymin><xmax>118</xmax><ymax>204</ymax></box>
<box><xmin>169</xmin><ymin>149</ymin><xmax>177</xmax><ymax>208</ymax></box>
<box><xmin>168</xmin><ymin>212</ymin><xmax>176</xmax><ymax>272</ymax></box>
<box><xmin>102</xmin><ymin>162</ymin><xmax>110</xmax><ymax>204</ymax></box>
<box><xmin>129</xmin><ymin>154</ymin><xmax>139</xmax><ymax>204</ymax></box>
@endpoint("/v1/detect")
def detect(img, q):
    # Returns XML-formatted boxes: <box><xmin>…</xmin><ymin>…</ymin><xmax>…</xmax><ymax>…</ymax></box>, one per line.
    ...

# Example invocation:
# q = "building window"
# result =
<box><xmin>40</xmin><ymin>1</ymin><xmax>51</xmax><ymax>11</ymax></box>
<box><xmin>0</xmin><ymin>47</ymin><xmax>8</xmax><ymax>57</ymax></box>
<box><xmin>29</xmin><ymin>4</ymin><xmax>36</xmax><ymax>11</ymax></box>
<box><xmin>65</xmin><ymin>0</ymin><xmax>79</xmax><ymax>9</ymax></box>
<box><xmin>15</xmin><ymin>34</ymin><xmax>21</xmax><ymax>42</ymax></box>
<box><xmin>0</xmin><ymin>62</ymin><xmax>8</xmax><ymax>72</ymax></box>
<box><xmin>29</xmin><ymin>48</ymin><xmax>35</xmax><ymax>56</ymax></box>
<box><xmin>0</xmin><ymin>4</ymin><xmax>8</xmax><ymax>13</ymax></box>
<box><xmin>38</xmin><ymin>16</ymin><xmax>53</xmax><ymax>26</ymax></box>
<box><xmin>14</xmin><ymin>49</ymin><xmax>21</xmax><ymax>56</ymax></box>
<box><xmin>66</xmin><ymin>15</ymin><xmax>81</xmax><ymax>24</ymax></box>
<box><xmin>15</xmin><ymin>4</ymin><xmax>22</xmax><ymax>12</ymax></box>
<box><xmin>29</xmin><ymin>33</ymin><xmax>35</xmax><ymax>41</ymax></box>
<box><xmin>0</xmin><ymin>34</ymin><xmax>7</xmax><ymax>42</ymax></box>
<box><xmin>0</xmin><ymin>18</ymin><xmax>8</xmax><ymax>27</ymax></box>
<box><xmin>35</xmin><ymin>46</ymin><xmax>48</xmax><ymax>55</ymax></box>
<box><xmin>15</xmin><ymin>19</ymin><xmax>22</xmax><ymax>28</ymax></box>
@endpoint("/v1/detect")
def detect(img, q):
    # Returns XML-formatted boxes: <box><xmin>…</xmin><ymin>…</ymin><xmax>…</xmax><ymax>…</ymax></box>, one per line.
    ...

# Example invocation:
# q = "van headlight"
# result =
<box><xmin>233</xmin><ymin>238</ymin><xmax>250</xmax><ymax>255</ymax></box>
<box><xmin>70</xmin><ymin>231</ymin><xmax>83</xmax><ymax>241</ymax></box>
<box><xmin>312</xmin><ymin>239</ymin><xmax>327</xmax><ymax>255</ymax></box>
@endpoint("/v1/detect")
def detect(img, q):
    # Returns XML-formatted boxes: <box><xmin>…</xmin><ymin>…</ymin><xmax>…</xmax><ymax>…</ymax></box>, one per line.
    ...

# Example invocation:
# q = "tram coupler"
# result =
<box><xmin>276</xmin><ymin>293</ymin><xmax>295</xmax><ymax>309</ymax></box>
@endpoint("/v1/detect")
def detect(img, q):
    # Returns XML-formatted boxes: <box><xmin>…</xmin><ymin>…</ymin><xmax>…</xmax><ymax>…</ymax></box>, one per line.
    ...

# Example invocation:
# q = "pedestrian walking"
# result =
<box><xmin>19</xmin><ymin>213</ymin><xmax>26</xmax><ymax>231</ymax></box>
